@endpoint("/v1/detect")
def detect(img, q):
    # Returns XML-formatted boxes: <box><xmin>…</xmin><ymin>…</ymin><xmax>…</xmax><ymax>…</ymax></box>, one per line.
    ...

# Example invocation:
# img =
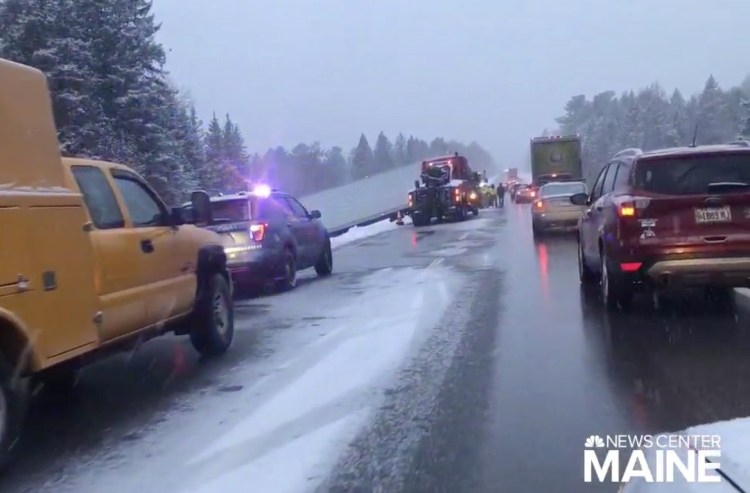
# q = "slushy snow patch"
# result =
<box><xmin>331</xmin><ymin>216</ymin><xmax>410</xmax><ymax>250</ymax></box>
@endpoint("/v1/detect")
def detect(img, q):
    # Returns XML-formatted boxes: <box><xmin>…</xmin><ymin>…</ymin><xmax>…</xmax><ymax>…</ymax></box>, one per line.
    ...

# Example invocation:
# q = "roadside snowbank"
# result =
<box><xmin>331</xmin><ymin>216</ymin><xmax>410</xmax><ymax>250</ymax></box>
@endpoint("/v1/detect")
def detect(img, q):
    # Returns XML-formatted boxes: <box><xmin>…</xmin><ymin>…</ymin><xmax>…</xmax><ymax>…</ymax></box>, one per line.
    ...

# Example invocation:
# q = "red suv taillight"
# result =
<box><xmin>250</xmin><ymin>223</ymin><xmax>267</xmax><ymax>242</ymax></box>
<box><xmin>618</xmin><ymin>202</ymin><xmax>636</xmax><ymax>217</ymax></box>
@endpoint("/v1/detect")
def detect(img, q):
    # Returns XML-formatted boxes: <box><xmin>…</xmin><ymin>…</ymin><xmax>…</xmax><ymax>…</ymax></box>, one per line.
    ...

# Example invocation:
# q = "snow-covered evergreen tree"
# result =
<box><xmin>351</xmin><ymin>134</ymin><xmax>374</xmax><ymax>179</ymax></box>
<box><xmin>373</xmin><ymin>132</ymin><xmax>394</xmax><ymax>171</ymax></box>
<box><xmin>393</xmin><ymin>133</ymin><xmax>407</xmax><ymax>165</ymax></box>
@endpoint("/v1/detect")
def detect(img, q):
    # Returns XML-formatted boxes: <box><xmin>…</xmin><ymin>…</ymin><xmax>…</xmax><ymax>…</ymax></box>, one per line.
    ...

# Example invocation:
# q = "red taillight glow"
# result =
<box><xmin>250</xmin><ymin>223</ymin><xmax>267</xmax><ymax>242</ymax></box>
<box><xmin>531</xmin><ymin>191</ymin><xmax>536</xmax><ymax>197</ymax></box>
<box><xmin>407</xmin><ymin>193</ymin><xmax>413</xmax><ymax>206</ymax></box>
<box><xmin>620</xmin><ymin>262</ymin><xmax>642</xmax><ymax>272</ymax></box>
<box><xmin>619</xmin><ymin>203</ymin><xmax>635</xmax><ymax>217</ymax></box>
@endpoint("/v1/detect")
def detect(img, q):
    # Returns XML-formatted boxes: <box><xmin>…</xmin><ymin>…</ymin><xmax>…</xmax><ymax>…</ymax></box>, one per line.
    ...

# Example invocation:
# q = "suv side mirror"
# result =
<box><xmin>414</xmin><ymin>180</ymin><xmax>420</xmax><ymax>189</ymax></box>
<box><xmin>190</xmin><ymin>190</ymin><xmax>213</xmax><ymax>225</ymax></box>
<box><xmin>309</xmin><ymin>210</ymin><xmax>322</xmax><ymax>219</ymax></box>
<box><xmin>569</xmin><ymin>192</ymin><xmax>588</xmax><ymax>206</ymax></box>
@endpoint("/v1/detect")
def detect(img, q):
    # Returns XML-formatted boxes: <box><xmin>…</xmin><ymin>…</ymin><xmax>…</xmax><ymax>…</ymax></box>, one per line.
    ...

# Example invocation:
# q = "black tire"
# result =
<box><xmin>0</xmin><ymin>355</ymin><xmax>26</xmax><ymax>471</ymax></box>
<box><xmin>600</xmin><ymin>252</ymin><xmax>633</xmax><ymax>311</ymax></box>
<box><xmin>471</xmin><ymin>207</ymin><xmax>479</xmax><ymax>216</ymax></box>
<box><xmin>412</xmin><ymin>214</ymin><xmax>429</xmax><ymax>227</ymax></box>
<box><xmin>277</xmin><ymin>248</ymin><xmax>297</xmax><ymax>291</ymax></box>
<box><xmin>190</xmin><ymin>273</ymin><xmax>234</xmax><ymax>357</ymax></box>
<box><xmin>578</xmin><ymin>238</ymin><xmax>597</xmax><ymax>284</ymax></box>
<box><xmin>454</xmin><ymin>206</ymin><xmax>466</xmax><ymax>222</ymax></box>
<box><xmin>314</xmin><ymin>239</ymin><xmax>333</xmax><ymax>277</ymax></box>
<box><xmin>532</xmin><ymin>221</ymin><xmax>544</xmax><ymax>237</ymax></box>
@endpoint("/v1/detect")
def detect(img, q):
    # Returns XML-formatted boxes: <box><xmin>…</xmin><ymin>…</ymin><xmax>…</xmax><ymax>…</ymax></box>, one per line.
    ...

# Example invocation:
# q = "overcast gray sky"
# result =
<box><xmin>152</xmin><ymin>0</ymin><xmax>749</xmax><ymax>167</ymax></box>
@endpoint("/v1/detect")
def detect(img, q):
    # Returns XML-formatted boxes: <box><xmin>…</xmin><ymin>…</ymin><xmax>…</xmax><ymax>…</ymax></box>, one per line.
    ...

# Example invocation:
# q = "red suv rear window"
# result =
<box><xmin>633</xmin><ymin>153</ymin><xmax>750</xmax><ymax>195</ymax></box>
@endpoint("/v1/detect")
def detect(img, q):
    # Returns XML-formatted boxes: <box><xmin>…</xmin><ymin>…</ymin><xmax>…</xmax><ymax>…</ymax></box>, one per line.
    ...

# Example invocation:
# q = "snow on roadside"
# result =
<box><xmin>330</xmin><ymin>216</ymin><xmax>411</xmax><ymax>250</ymax></box>
<box><xmin>42</xmin><ymin>263</ymin><xmax>460</xmax><ymax>493</ymax></box>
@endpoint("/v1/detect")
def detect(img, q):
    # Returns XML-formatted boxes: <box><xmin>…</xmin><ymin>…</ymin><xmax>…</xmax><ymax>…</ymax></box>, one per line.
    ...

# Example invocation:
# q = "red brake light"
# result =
<box><xmin>250</xmin><ymin>223</ymin><xmax>266</xmax><ymax>242</ymax></box>
<box><xmin>620</xmin><ymin>262</ymin><xmax>642</xmax><ymax>272</ymax></box>
<box><xmin>618</xmin><ymin>202</ymin><xmax>635</xmax><ymax>217</ymax></box>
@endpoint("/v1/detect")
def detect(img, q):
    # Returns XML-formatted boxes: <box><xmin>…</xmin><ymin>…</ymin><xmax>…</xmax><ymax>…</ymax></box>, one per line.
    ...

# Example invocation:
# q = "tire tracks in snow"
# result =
<box><xmin>319</xmin><ymin>267</ymin><xmax>504</xmax><ymax>493</ymax></box>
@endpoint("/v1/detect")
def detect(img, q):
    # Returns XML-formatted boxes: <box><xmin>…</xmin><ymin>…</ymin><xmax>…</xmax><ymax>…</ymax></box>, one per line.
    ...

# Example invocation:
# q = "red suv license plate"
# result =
<box><xmin>694</xmin><ymin>206</ymin><xmax>731</xmax><ymax>223</ymax></box>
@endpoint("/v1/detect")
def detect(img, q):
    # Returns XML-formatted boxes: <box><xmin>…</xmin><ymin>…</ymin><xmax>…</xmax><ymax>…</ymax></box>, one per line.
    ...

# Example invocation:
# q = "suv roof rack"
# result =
<box><xmin>612</xmin><ymin>148</ymin><xmax>643</xmax><ymax>159</ymax></box>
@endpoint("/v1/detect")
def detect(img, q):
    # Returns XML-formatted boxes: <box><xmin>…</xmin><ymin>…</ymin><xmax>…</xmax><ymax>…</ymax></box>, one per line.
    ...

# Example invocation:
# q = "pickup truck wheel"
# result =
<box><xmin>0</xmin><ymin>355</ymin><xmax>25</xmax><ymax>470</ymax></box>
<box><xmin>314</xmin><ymin>239</ymin><xmax>333</xmax><ymax>276</ymax></box>
<box><xmin>190</xmin><ymin>273</ymin><xmax>234</xmax><ymax>357</ymax></box>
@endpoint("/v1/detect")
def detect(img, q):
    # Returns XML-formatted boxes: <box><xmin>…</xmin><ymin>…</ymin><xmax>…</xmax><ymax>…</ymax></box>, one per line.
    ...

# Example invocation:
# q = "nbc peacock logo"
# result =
<box><xmin>585</xmin><ymin>435</ymin><xmax>605</xmax><ymax>448</ymax></box>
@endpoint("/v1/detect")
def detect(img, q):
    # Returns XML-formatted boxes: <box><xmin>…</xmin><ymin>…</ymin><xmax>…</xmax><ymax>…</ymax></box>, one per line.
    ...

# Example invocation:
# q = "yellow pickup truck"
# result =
<box><xmin>0</xmin><ymin>58</ymin><xmax>235</xmax><ymax>467</ymax></box>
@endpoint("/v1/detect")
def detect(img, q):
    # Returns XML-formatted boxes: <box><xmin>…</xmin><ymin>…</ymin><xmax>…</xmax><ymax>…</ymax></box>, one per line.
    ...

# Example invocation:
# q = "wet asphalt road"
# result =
<box><xmin>5</xmin><ymin>201</ymin><xmax>750</xmax><ymax>492</ymax></box>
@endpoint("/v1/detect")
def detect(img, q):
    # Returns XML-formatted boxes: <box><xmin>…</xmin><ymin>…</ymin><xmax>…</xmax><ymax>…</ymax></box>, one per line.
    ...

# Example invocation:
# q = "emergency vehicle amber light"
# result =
<box><xmin>535</xmin><ymin>200</ymin><xmax>543</xmax><ymax>209</ymax></box>
<box><xmin>620</xmin><ymin>262</ymin><xmax>642</xmax><ymax>272</ymax></box>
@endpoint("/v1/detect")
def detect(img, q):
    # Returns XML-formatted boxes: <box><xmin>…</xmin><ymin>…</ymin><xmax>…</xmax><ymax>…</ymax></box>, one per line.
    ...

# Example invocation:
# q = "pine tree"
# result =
<box><xmin>351</xmin><ymin>134</ymin><xmax>374</xmax><ymax>179</ymax></box>
<box><xmin>373</xmin><ymin>132</ymin><xmax>394</xmax><ymax>171</ymax></box>
<box><xmin>696</xmin><ymin>76</ymin><xmax>728</xmax><ymax>144</ymax></box>
<box><xmin>222</xmin><ymin>114</ymin><xmax>249</xmax><ymax>187</ymax></box>
<box><xmin>203</xmin><ymin>114</ymin><xmax>228</xmax><ymax>193</ymax></box>
<box><xmin>393</xmin><ymin>133</ymin><xmax>407</xmax><ymax>166</ymax></box>
<box><xmin>0</xmin><ymin>0</ymin><xmax>111</xmax><ymax>157</ymax></box>
<box><xmin>429</xmin><ymin>137</ymin><xmax>448</xmax><ymax>155</ymax></box>
<box><xmin>324</xmin><ymin>146</ymin><xmax>348</xmax><ymax>186</ymax></box>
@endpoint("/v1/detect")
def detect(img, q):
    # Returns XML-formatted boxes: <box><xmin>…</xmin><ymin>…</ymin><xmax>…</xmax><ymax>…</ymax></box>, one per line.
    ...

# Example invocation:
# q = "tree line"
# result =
<box><xmin>0</xmin><ymin>0</ymin><xmax>495</xmax><ymax>203</ymax></box>
<box><xmin>553</xmin><ymin>75</ymin><xmax>750</xmax><ymax>183</ymax></box>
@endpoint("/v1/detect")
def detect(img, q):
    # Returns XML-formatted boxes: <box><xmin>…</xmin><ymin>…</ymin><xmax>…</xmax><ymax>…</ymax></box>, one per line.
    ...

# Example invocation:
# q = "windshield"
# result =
<box><xmin>541</xmin><ymin>182</ymin><xmax>587</xmax><ymax>197</ymax></box>
<box><xmin>210</xmin><ymin>199</ymin><xmax>251</xmax><ymax>222</ymax></box>
<box><xmin>633</xmin><ymin>154</ymin><xmax>750</xmax><ymax>195</ymax></box>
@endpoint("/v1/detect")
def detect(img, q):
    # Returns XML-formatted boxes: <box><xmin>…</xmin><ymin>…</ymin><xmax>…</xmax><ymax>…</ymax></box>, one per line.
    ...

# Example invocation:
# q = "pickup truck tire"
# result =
<box><xmin>314</xmin><ymin>239</ymin><xmax>333</xmax><ymax>277</ymax></box>
<box><xmin>0</xmin><ymin>354</ymin><xmax>25</xmax><ymax>470</ymax></box>
<box><xmin>190</xmin><ymin>273</ymin><xmax>234</xmax><ymax>357</ymax></box>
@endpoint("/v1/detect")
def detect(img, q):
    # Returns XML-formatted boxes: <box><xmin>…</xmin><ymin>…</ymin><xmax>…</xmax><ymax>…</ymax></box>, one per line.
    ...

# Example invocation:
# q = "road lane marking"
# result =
<box><xmin>459</xmin><ymin>232</ymin><xmax>469</xmax><ymax>240</ymax></box>
<box><xmin>428</xmin><ymin>258</ymin><xmax>445</xmax><ymax>269</ymax></box>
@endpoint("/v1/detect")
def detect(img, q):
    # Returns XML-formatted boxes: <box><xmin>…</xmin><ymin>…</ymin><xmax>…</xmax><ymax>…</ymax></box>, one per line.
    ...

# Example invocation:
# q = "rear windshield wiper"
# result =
<box><xmin>706</xmin><ymin>182</ymin><xmax>750</xmax><ymax>194</ymax></box>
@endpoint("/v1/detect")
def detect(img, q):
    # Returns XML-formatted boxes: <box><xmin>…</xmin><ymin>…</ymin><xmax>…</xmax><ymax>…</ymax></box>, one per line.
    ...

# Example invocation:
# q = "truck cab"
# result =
<box><xmin>407</xmin><ymin>154</ymin><xmax>480</xmax><ymax>226</ymax></box>
<box><xmin>0</xmin><ymin>58</ymin><xmax>234</xmax><ymax>468</ymax></box>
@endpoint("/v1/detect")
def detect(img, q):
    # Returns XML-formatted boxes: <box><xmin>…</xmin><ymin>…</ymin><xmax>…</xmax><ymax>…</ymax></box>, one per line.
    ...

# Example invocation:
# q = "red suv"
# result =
<box><xmin>572</xmin><ymin>143</ymin><xmax>750</xmax><ymax>310</ymax></box>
